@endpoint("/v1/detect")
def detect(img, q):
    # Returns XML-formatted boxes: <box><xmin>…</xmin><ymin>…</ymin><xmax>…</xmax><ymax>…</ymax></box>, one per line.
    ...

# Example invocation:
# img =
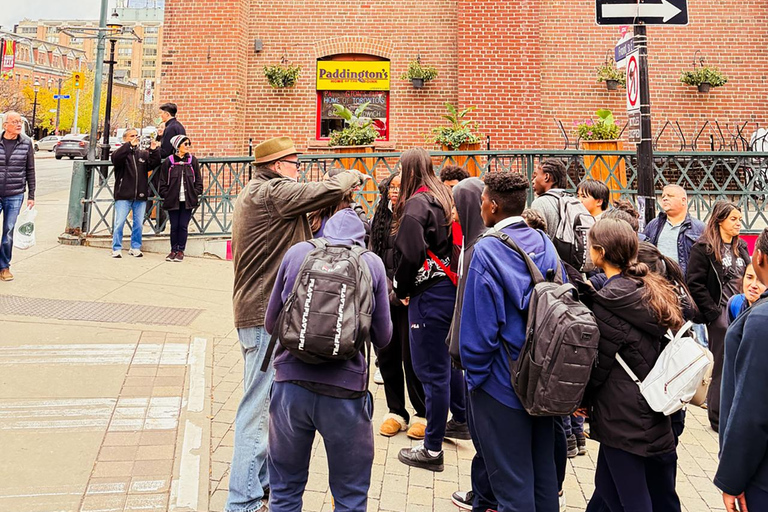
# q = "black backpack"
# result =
<box><xmin>484</xmin><ymin>231</ymin><xmax>600</xmax><ymax>416</ymax></box>
<box><xmin>261</xmin><ymin>239</ymin><xmax>374</xmax><ymax>371</ymax></box>
<box><xmin>544</xmin><ymin>191</ymin><xmax>595</xmax><ymax>272</ymax></box>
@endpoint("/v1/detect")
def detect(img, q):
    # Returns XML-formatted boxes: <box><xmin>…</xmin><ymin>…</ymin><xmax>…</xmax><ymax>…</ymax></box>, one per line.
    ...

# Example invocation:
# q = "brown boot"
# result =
<box><xmin>0</xmin><ymin>268</ymin><xmax>14</xmax><ymax>281</ymax></box>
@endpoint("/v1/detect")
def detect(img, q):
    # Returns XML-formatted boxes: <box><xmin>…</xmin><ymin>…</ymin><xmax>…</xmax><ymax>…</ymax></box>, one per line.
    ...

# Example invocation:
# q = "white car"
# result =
<box><xmin>38</xmin><ymin>135</ymin><xmax>63</xmax><ymax>152</ymax></box>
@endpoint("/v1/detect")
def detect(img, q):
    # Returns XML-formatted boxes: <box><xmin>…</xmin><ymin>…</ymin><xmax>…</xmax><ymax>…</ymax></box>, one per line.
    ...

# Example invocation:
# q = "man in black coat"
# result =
<box><xmin>151</xmin><ymin>103</ymin><xmax>186</xmax><ymax>230</ymax></box>
<box><xmin>0</xmin><ymin>111</ymin><xmax>36</xmax><ymax>282</ymax></box>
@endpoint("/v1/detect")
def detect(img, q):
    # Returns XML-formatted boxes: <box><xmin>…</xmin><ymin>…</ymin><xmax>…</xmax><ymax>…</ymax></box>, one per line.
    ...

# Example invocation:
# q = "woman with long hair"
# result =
<box><xmin>583</xmin><ymin>218</ymin><xmax>683</xmax><ymax>512</ymax></box>
<box><xmin>686</xmin><ymin>201</ymin><xmax>750</xmax><ymax>432</ymax></box>
<box><xmin>392</xmin><ymin>147</ymin><xmax>461</xmax><ymax>471</ymax></box>
<box><xmin>369</xmin><ymin>172</ymin><xmax>427</xmax><ymax>439</ymax></box>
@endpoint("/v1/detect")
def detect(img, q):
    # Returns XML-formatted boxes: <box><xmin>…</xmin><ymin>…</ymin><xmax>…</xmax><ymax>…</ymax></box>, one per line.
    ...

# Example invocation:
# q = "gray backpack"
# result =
<box><xmin>544</xmin><ymin>191</ymin><xmax>595</xmax><ymax>272</ymax></box>
<box><xmin>484</xmin><ymin>231</ymin><xmax>600</xmax><ymax>416</ymax></box>
<box><xmin>262</xmin><ymin>239</ymin><xmax>374</xmax><ymax>370</ymax></box>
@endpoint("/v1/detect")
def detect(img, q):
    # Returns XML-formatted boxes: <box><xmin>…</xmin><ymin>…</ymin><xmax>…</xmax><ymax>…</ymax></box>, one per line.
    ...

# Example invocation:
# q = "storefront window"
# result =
<box><xmin>317</xmin><ymin>90</ymin><xmax>389</xmax><ymax>140</ymax></box>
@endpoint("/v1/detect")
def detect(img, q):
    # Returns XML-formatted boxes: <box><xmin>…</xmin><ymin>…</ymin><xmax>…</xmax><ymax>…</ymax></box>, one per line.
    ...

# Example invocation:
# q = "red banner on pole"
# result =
<box><xmin>1</xmin><ymin>40</ymin><xmax>17</xmax><ymax>80</ymax></box>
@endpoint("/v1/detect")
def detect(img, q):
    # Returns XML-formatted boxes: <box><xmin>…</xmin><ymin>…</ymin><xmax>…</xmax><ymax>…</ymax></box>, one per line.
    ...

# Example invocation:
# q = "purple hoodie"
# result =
<box><xmin>266</xmin><ymin>208</ymin><xmax>392</xmax><ymax>392</ymax></box>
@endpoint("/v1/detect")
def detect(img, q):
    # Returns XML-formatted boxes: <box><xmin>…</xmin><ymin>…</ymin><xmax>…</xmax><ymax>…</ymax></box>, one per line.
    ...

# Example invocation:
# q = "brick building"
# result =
<box><xmin>159</xmin><ymin>0</ymin><xmax>768</xmax><ymax>157</ymax></box>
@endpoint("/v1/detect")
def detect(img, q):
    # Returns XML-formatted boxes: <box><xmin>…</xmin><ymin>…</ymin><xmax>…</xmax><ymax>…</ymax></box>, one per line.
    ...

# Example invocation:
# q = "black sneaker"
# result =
<box><xmin>398</xmin><ymin>444</ymin><xmax>444</xmax><ymax>472</ymax></box>
<box><xmin>451</xmin><ymin>490</ymin><xmax>473</xmax><ymax>510</ymax></box>
<box><xmin>576</xmin><ymin>434</ymin><xmax>587</xmax><ymax>455</ymax></box>
<box><xmin>444</xmin><ymin>418</ymin><xmax>471</xmax><ymax>441</ymax></box>
<box><xmin>566</xmin><ymin>434</ymin><xmax>578</xmax><ymax>458</ymax></box>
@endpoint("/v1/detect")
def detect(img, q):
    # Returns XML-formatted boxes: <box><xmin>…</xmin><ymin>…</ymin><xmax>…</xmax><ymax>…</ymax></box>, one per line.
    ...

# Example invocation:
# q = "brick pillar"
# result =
<box><xmin>160</xmin><ymin>0</ymin><xmax>250</xmax><ymax>156</ymax></box>
<box><xmin>457</xmin><ymin>0</ymin><xmax>542</xmax><ymax>149</ymax></box>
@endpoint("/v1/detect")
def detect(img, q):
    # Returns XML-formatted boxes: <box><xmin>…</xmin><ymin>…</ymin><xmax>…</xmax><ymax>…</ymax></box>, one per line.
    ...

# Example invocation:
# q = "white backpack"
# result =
<box><xmin>616</xmin><ymin>321</ymin><xmax>713</xmax><ymax>416</ymax></box>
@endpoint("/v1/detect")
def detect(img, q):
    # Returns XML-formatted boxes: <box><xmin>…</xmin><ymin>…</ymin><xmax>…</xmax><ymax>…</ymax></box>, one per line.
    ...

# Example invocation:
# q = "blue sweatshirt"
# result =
<box><xmin>715</xmin><ymin>290</ymin><xmax>768</xmax><ymax>496</ymax></box>
<box><xmin>265</xmin><ymin>208</ymin><xmax>392</xmax><ymax>392</ymax></box>
<box><xmin>459</xmin><ymin>219</ymin><xmax>561</xmax><ymax>409</ymax></box>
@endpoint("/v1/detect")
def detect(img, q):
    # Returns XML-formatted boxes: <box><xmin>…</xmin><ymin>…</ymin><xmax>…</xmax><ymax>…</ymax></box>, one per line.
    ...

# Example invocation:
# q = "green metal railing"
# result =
<box><xmin>64</xmin><ymin>149</ymin><xmax>768</xmax><ymax>240</ymax></box>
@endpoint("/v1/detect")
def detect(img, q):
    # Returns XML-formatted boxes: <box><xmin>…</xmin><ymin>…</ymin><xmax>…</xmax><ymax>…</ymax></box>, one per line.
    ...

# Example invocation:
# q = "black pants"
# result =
<box><xmin>378</xmin><ymin>303</ymin><xmax>426</xmax><ymax>422</ymax></box>
<box><xmin>469</xmin><ymin>388</ymin><xmax>559</xmax><ymax>512</ymax></box>
<box><xmin>168</xmin><ymin>203</ymin><xmax>193</xmax><ymax>252</ymax></box>
<box><xmin>554</xmin><ymin>416</ymin><xmax>567</xmax><ymax>491</ymax></box>
<box><xmin>707</xmin><ymin>313</ymin><xmax>728</xmax><ymax>431</ymax></box>
<box><xmin>591</xmin><ymin>445</ymin><xmax>680</xmax><ymax>512</ymax></box>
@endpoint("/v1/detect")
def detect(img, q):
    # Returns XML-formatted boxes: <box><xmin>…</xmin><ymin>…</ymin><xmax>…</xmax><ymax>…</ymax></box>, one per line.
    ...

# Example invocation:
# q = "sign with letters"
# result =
<box><xmin>317</xmin><ymin>61</ymin><xmax>390</xmax><ymax>91</ymax></box>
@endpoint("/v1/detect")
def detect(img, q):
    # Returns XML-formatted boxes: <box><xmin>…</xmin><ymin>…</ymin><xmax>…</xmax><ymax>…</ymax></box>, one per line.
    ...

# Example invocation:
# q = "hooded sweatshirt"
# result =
<box><xmin>265</xmin><ymin>208</ymin><xmax>392</xmax><ymax>396</ymax></box>
<box><xmin>446</xmin><ymin>178</ymin><xmax>486</xmax><ymax>365</ymax></box>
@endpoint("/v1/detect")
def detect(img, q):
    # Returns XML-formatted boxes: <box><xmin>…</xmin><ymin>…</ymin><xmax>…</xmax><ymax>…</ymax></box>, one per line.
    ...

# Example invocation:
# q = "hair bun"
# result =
<box><xmin>626</xmin><ymin>261</ymin><xmax>650</xmax><ymax>277</ymax></box>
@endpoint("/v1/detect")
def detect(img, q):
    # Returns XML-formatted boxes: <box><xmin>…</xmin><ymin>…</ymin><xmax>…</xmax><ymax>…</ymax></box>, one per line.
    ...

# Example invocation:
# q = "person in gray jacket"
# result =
<box><xmin>0</xmin><ymin>111</ymin><xmax>36</xmax><ymax>282</ymax></box>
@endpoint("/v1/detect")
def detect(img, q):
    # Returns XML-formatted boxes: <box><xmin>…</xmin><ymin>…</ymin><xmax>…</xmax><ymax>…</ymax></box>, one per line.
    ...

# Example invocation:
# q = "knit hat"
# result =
<box><xmin>170</xmin><ymin>135</ymin><xmax>190</xmax><ymax>151</ymax></box>
<box><xmin>253</xmin><ymin>136</ymin><xmax>302</xmax><ymax>164</ymax></box>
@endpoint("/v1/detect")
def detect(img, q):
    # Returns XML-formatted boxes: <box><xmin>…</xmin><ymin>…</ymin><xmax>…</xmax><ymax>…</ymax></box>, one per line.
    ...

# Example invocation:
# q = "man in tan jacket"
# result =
<box><xmin>226</xmin><ymin>136</ymin><xmax>367</xmax><ymax>512</ymax></box>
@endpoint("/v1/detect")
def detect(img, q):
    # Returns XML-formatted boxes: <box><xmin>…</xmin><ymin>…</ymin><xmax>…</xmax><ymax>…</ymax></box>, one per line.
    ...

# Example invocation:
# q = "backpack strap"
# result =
<box><xmin>615</xmin><ymin>354</ymin><xmax>643</xmax><ymax>386</ymax></box>
<box><xmin>482</xmin><ymin>231</ymin><xmax>546</xmax><ymax>284</ymax></box>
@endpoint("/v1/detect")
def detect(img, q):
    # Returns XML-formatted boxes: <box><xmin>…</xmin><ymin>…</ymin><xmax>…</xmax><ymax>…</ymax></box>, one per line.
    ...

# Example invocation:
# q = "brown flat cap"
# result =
<box><xmin>253</xmin><ymin>136</ymin><xmax>302</xmax><ymax>164</ymax></box>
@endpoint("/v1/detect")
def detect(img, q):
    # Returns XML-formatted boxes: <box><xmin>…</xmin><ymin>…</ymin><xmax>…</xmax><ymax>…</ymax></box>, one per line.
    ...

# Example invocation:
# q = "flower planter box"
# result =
<box><xmin>441</xmin><ymin>142</ymin><xmax>482</xmax><ymax>177</ymax></box>
<box><xmin>581</xmin><ymin>140</ymin><xmax>627</xmax><ymax>202</ymax></box>
<box><xmin>328</xmin><ymin>145</ymin><xmax>377</xmax><ymax>215</ymax></box>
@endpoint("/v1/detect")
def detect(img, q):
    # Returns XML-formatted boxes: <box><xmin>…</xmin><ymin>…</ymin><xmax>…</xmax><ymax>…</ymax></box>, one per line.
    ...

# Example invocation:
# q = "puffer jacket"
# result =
<box><xmin>581</xmin><ymin>275</ymin><xmax>677</xmax><ymax>458</ymax></box>
<box><xmin>0</xmin><ymin>132</ymin><xmax>36</xmax><ymax>200</ymax></box>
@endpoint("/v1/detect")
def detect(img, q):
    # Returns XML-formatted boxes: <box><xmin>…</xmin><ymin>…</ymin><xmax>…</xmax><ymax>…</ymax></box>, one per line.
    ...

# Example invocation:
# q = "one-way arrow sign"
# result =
<box><xmin>596</xmin><ymin>0</ymin><xmax>688</xmax><ymax>26</ymax></box>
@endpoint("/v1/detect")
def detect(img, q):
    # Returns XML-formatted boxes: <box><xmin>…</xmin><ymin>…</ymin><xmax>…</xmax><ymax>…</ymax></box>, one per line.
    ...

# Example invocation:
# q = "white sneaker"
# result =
<box><xmin>111</xmin><ymin>250</ymin><xmax>122</xmax><ymax>258</ymax></box>
<box><xmin>374</xmin><ymin>368</ymin><xmax>384</xmax><ymax>385</ymax></box>
<box><xmin>128</xmin><ymin>248</ymin><xmax>143</xmax><ymax>258</ymax></box>
<box><xmin>559</xmin><ymin>490</ymin><xmax>567</xmax><ymax>512</ymax></box>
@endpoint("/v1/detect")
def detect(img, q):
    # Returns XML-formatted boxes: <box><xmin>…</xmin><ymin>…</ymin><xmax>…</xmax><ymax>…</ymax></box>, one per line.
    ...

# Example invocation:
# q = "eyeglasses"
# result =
<box><xmin>279</xmin><ymin>160</ymin><xmax>301</xmax><ymax>169</ymax></box>
<box><xmin>181</xmin><ymin>142</ymin><xmax>191</xmax><ymax>146</ymax></box>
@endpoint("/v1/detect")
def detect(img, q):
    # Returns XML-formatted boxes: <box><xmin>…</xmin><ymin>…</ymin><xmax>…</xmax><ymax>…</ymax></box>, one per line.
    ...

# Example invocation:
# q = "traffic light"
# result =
<box><xmin>72</xmin><ymin>72</ymin><xmax>83</xmax><ymax>90</ymax></box>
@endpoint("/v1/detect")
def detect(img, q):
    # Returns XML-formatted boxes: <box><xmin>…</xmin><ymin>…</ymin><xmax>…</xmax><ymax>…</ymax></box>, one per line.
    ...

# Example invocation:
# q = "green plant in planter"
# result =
<box><xmin>328</xmin><ymin>102</ymin><xmax>379</xmax><ymax>147</ymax></box>
<box><xmin>429</xmin><ymin>102</ymin><xmax>483</xmax><ymax>150</ymax></box>
<box><xmin>400</xmin><ymin>59</ymin><xmax>438</xmax><ymax>83</ymax></box>
<box><xmin>576</xmin><ymin>109</ymin><xmax>620</xmax><ymax>141</ymax></box>
<box><xmin>596</xmin><ymin>62</ymin><xmax>626</xmax><ymax>87</ymax></box>
<box><xmin>263</xmin><ymin>63</ymin><xmax>301</xmax><ymax>89</ymax></box>
<box><xmin>680</xmin><ymin>66</ymin><xmax>728</xmax><ymax>88</ymax></box>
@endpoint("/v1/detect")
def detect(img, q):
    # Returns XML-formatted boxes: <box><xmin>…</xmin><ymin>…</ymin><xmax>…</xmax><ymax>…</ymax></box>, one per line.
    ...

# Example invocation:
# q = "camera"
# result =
<box><xmin>139</xmin><ymin>135</ymin><xmax>152</xmax><ymax>150</ymax></box>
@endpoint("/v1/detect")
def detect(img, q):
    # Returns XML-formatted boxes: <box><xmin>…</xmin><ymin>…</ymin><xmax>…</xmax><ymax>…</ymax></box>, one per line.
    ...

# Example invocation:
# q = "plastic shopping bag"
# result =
<box><xmin>13</xmin><ymin>207</ymin><xmax>37</xmax><ymax>250</ymax></box>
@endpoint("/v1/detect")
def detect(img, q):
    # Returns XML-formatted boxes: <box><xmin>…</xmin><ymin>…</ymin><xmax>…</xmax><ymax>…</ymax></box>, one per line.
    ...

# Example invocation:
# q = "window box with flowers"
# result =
<box><xmin>576</xmin><ymin>109</ymin><xmax>626</xmax><ymax>199</ymax></box>
<box><xmin>428</xmin><ymin>103</ymin><xmax>484</xmax><ymax>176</ymax></box>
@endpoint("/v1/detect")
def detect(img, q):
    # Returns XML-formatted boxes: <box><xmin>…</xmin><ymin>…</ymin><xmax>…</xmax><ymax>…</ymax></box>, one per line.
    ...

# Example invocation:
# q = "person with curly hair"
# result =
<box><xmin>439</xmin><ymin>165</ymin><xmax>470</xmax><ymax>190</ymax></box>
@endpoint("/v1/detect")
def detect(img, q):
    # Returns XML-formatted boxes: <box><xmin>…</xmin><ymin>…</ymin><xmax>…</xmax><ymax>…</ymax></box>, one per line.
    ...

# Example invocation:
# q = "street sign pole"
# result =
<box><xmin>634</xmin><ymin>24</ymin><xmax>656</xmax><ymax>227</ymax></box>
<box><xmin>72</xmin><ymin>60</ymin><xmax>82</xmax><ymax>135</ymax></box>
<box><xmin>88</xmin><ymin>0</ymin><xmax>109</xmax><ymax>161</ymax></box>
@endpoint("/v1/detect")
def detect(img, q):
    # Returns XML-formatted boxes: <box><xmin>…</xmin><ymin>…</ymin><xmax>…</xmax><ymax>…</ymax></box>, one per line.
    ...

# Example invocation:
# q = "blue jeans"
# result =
<box><xmin>112</xmin><ymin>200</ymin><xmax>147</xmax><ymax>251</ymax></box>
<box><xmin>0</xmin><ymin>193</ymin><xmax>24</xmax><ymax>270</ymax></box>
<box><xmin>268</xmin><ymin>382</ymin><xmax>374</xmax><ymax>512</ymax></box>
<box><xmin>225</xmin><ymin>326</ymin><xmax>275</xmax><ymax>512</ymax></box>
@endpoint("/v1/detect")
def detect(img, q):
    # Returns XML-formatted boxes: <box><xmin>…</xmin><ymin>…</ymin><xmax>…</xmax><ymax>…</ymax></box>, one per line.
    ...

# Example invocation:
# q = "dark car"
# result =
<box><xmin>55</xmin><ymin>134</ymin><xmax>89</xmax><ymax>159</ymax></box>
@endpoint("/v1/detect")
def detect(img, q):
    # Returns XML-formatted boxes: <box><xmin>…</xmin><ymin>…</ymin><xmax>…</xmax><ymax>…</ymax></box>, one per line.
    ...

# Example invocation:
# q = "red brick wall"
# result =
<box><xmin>161</xmin><ymin>0</ymin><xmax>768</xmax><ymax>155</ymax></box>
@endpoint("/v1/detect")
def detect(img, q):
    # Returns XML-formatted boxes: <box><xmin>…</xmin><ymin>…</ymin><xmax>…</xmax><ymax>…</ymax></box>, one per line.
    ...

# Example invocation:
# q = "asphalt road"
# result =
<box><xmin>33</xmin><ymin>151</ymin><xmax>81</xmax><ymax>198</ymax></box>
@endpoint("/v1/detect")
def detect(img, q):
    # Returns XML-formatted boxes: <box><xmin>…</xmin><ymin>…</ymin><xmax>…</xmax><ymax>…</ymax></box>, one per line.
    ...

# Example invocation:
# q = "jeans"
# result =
<box><xmin>168</xmin><ymin>203</ymin><xmax>193</xmax><ymax>252</ymax></box>
<box><xmin>268</xmin><ymin>382</ymin><xmax>374</xmax><ymax>512</ymax></box>
<box><xmin>563</xmin><ymin>414</ymin><xmax>585</xmax><ymax>437</ymax></box>
<box><xmin>112</xmin><ymin>200</ymin><xmax>147</xmax><ymax>251</ymax></box>
<box><xmin>0</xmin><ymin>193</ymin><xmax>24</xmax><ymax>270</ymax></box>
<box><xmin>225</xmin><ymin>326</ymin><xmax>275</xmax><ymax>512</ymax></box>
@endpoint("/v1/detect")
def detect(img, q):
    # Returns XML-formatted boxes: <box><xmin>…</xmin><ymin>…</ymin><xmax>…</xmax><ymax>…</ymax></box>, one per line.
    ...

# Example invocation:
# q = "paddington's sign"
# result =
<box><xmin>317</xmin><ymin>61</ymin><xmax>390</xmax><ymax>91</ymax></box>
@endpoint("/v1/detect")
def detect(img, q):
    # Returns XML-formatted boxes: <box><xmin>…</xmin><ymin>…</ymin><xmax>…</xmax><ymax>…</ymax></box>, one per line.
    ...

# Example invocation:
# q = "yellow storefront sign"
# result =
<box><xmin>317</xmin><ymin>61</ymin><xmax>390</xmax><ymax>91</ymax></box>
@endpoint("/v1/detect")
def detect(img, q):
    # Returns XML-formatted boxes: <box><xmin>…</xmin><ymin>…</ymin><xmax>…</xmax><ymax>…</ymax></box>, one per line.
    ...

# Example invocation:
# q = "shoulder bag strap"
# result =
<box><xmin>615</xmin><ymin>354</ymin><xmax>643</xmax><ymax>386</ymax></box>
<box><xmin>482</xmin><ymin>231</ymin><xmax>546</xmax><ymax>284</ymax></box>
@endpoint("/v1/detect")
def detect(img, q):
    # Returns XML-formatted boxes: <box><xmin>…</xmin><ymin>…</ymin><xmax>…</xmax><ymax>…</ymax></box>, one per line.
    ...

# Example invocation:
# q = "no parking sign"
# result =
<box><xmin>626</xmin><ymin>50</ymin><xmax>640</xmax><ymax>113</ymax></box>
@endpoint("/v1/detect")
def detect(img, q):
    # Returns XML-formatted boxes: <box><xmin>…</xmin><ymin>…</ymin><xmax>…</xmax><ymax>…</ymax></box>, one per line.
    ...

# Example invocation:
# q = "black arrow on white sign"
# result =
<box><xmin>595</xmin><ymin>0</ymin><xmax>688</xmax><ymax>26</ymax></box>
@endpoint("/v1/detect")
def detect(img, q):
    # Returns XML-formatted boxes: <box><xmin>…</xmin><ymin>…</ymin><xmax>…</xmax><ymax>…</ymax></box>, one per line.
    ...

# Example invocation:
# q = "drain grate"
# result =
<box><xmin>0</xmin><ymin>295</ymin><xmax>203</xmax><ymax>326</ymax></box>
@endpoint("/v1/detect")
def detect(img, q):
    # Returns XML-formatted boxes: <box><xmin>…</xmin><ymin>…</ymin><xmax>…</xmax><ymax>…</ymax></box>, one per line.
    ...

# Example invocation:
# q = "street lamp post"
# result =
<box><xmin>100</xmin><ymin>10</ymin><xmax>122</xmax><ymax>162</ymax></box>
<box><xmin>54</xmin><ymin>77</ymin><xmax>63</xmax><ymax>135</ymax></box>
<box><xmin>31</xmin><ymin>79</ymin><xmax>40</xmax><ymax>139</ymax></box>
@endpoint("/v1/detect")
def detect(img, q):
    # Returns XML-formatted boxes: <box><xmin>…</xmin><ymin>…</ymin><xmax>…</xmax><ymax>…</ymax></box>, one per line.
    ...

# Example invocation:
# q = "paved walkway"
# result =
<box><xmin>0</xmin><ymin>186</ymin><xmax>726</xmax><ymax>511</ymax></box>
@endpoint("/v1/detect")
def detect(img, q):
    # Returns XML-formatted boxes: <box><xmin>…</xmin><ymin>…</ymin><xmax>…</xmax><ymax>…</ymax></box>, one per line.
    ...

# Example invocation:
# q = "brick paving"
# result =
<box><xmin>208</xmin><ymin>336</ymin><xmax>727</xmax><ymax>512</ymax></box>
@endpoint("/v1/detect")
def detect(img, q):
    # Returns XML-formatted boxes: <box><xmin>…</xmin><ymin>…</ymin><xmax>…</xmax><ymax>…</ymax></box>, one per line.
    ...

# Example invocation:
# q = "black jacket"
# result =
<box><xmin>158</xmin><ymin>154</ymin><xmax>203</xmax><ymax>210</ymax></box>
<box><xmin>393</xmin><ymin>192</ymin><xmax>454</xmax><ymax>299</ymax></box>
<box><xmin>0</xmin><ymin>132</ymin><xmax>36</xmax><ymax>200</ymax></box>
<box><xmin>686</xmin><ymin>239</ymin><xmax>751</xmax><ymax>324</ymax></box>
<box><xmin>580</xmin><ymin>275</ymin><xmax>677</xmax><ymax>458</ymax></box>
<box><xmin>159</xmin><ymin>117</ymin><xmax>186</xmax><ymax>159</ymax></box>
<box><xmin>111</xmin><ymin>143</ymin><xmax>161</xmax><ymax>201</ymax></box>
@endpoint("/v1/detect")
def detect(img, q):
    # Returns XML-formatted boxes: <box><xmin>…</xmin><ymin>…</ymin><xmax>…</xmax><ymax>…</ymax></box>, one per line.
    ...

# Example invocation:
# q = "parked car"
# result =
<box><xmin>38</xmin><ymin>135</ymin><xmax>63</xmax><ymax>152</ymax></box>
<box><xmin>55</xmin><ymin>134</ymin><xmax>90</xmax><ymax>159</ymax></box>
<box><xmin>109</xmin><ymin>137</ymin><xmax>123</xmax><ymax>153</ymax></box>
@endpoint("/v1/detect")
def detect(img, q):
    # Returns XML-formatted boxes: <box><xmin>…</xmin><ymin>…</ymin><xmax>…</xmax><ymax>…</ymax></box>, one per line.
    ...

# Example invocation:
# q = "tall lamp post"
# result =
<box><xmin>54</xmin><ymin>77</ymin><xmax>63</xmax><ymax>135</ymax></box>
<box><xmin>31</xmin><ymin>79</ymin><xmax>40</xmax><ymax>140</ymax></box>
<box><xmin>100</xmin><ymin>10</ymin><xmax>122</xmax><ymax>162</ymax></box>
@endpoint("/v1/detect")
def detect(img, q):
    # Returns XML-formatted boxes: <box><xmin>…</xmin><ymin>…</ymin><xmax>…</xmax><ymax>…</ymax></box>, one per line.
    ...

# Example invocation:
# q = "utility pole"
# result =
<box><xmin>634</xmin><ymin>24</ymin><xmax>656</xmax><ymax>227</ymax></box>
<box><xmin>88</xmin><ymin>0</ymin><xmax>109</xmax><ymax>160</ymax></box>
<box><xmin>100</xmin><ymin>36</ymin><xmax>118</xmax><ymax>161</ymax></box>
<box><xmin>54</xmin><ymin>78</ymin><xmax>63</xmax><ymax>135</ymax></box>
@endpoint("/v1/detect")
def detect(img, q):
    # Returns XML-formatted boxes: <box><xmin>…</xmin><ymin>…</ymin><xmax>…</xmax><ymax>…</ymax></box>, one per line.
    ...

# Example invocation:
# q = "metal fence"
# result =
<box><xmin>66</xmin><ymin>149</ymin><xmax>768</xmax><ymax>240</ymax></box>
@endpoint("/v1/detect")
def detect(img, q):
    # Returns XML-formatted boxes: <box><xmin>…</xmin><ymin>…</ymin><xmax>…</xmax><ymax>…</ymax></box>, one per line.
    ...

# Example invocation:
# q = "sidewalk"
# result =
<box><xmin>0</xmin><ymin>188</ymin><xmax>727</xmax><ymax>511</ymax></box>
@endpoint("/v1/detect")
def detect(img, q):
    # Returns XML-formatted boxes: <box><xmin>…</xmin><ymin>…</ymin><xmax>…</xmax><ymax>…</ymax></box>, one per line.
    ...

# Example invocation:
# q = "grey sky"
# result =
<box><xmin>0</xmin><ymin>1</ymin><xmax>113</xmax><ymax>32</ymax></box>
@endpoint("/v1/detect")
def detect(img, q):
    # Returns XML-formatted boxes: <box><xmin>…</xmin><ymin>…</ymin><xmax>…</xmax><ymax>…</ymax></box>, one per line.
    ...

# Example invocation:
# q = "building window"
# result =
<box><xmin>46</xmin><ymin>35</ymin><xmax>58</xmax><ymax>43</ymax></box>
<box><xmin>118</xmin><ymin>48</ymin><xmax>132</xmax><ymax>56</ymax></box>
<box><xmin>21</xmin><ymin>27</ymin><xmax>37</xmax><ymax>34</ymax></box>
<box><xmin>144</xmin><ymin>37</ymin><xmax>158</xmax><ymax>45</ymax></box>
<box><xmin>144</xmin><ymin>26</ymin><xmax>159</xmax><ymax>34</ymax></box>
<box><xmin>142</xmin><ymin>70</ymin><xmax>155</xmax><ymax>78</ymax></box>
<box><xmin>317</xmin><ymin>91</ymin><xmax>389</xmax><ymax>140</ymax></box>
<box><xmin>143</xmin><ymin>48</ymin><xmax>157</xmax><ymax>56</ymax></box>
<box><xmin>143</xmin><ymin>60</ymin><xmax>155</xmax><ymax>68</ymax></box>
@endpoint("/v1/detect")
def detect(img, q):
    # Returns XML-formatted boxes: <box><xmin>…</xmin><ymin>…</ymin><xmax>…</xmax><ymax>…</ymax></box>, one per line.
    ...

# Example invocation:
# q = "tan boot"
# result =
<box><xmin>0</xmin><ymin>268</ymin><xmax>14</xmax><ymax>281</ymax></box>
<box><xmin>379</xmin><ymin>413</ymin><xmax>407</xmax><ymax>437</ymax></box>
<box><xmin>406</xmin><ymin>417</ymin><xmax>427</xmax><ymax>440</ymax></box>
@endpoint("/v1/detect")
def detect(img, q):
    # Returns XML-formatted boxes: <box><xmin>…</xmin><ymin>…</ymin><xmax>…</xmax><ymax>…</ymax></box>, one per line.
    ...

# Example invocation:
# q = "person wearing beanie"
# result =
<box><xmin>158</xmin><ymin>134</ymin><xmax>202</xmax><ymax>262</ymax></box>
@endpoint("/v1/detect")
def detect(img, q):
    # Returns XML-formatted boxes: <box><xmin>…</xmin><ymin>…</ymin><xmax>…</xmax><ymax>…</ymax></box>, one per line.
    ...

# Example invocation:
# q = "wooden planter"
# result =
<box><xmin>328</xmin><ymin>145</ymin><xmax>377</xmax><ymax>215</ymax></box>
<box><xmin>441</xmin><ymin>142</ymin><xmax>482</xmax><ymax>177</ymax></box>
<box><xmin>581</xmin><ymin>139</ymin><xmax>627</xmax><ymax>202</ymax></box>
